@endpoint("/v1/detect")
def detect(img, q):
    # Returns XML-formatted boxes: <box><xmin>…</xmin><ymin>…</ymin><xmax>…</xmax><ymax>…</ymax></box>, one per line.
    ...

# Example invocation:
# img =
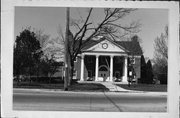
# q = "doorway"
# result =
<box><xmin>98</xmin><ymin>65</ymin><xmax>109</xmax><ymax>81</ymax></box>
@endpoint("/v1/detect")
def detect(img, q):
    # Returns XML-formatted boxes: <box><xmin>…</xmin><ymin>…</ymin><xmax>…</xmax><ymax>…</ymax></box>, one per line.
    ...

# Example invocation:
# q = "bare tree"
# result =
<box><xmin>153</xmin><ymin>26</ymin><xmax>168</xmax><ymax>84</ymax></box>
<box><xmin>35</xmin><ymin>29</ymin><xmax>50</xmax><ymax>49</ymax></box>
<box><xmin>35</xmin><ymin>29</ymin><xmax>65</xmax><ymax>84</ymax></box>
<box><xmin>154</xmin><ymin>26</ymin><xmax>168</xmax><ymax>66</ymax></box>
<box><xmin>35</xmin><ymin>28</ymin><xmax>65</xmax><ymax>62</ymax></box>
<box><xmin>62</xmin><ymin>8</ymin><xmax>141</xmax><ymax>89</ymax></box>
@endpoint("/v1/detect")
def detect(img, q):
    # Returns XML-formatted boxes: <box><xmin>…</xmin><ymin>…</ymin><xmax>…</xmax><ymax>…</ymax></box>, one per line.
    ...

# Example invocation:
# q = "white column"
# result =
<box><xmin>95</xmin><ymin>55</ymin><xmax>99</xmax><ymax>81</ymax></box>
<box><xmin>122</xmin><ymin>56</ymin><xmax>128</xmax><ymax>82</ymax></box>
<box><xmin>110</xmin><ymin>55</ymin><xmax>114</xmax><ymax>81</ymax></box>
<box><xmin>80</xmin><ymin>54</ymin><xmax>85</xmax><ymax>81</ymax></box>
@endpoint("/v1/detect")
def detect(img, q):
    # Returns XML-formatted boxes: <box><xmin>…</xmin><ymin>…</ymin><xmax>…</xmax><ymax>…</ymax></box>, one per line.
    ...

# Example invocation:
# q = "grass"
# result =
<box><xmin>115</xmin><ymin>84</ymin><xmax>167</xmax><ymax>92</ymax></box>
<box><xmin>13</xmin><ymin>81</ymin><xmax>168</xmax><ymax>92</ymax></box>
<box><xmin>13</xmin><ymin>82</ymin><xmax>64</xmax><ymax>89</ymax></box>
<box><xmin>13</xmin><ymin>82</ymin><xmax>109</xmax><ymax>92</ymax></box>
<box><xmin>69</xmin><ymin>83</ymin><xmax>109</xmax><ymax>92</ymax></box>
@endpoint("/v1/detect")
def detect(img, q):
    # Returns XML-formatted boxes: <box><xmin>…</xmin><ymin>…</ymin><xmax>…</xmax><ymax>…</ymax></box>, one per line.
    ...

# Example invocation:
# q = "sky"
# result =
<box><xmin>15</xmin><ymin>7</ymin><xmax>168</xmax><ymax>60</ymax></box>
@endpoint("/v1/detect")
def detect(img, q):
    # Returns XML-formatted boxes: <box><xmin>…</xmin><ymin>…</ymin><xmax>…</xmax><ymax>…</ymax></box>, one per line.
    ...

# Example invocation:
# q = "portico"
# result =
<box><xmin>75</xmin><ymin>36</ymin><xmax>142</xmax><ymax>83</ymax></box>
<box><xmin>80</xmin><ymin>52</ymin><xmax>128</xmax><ymax>82</ymax></box>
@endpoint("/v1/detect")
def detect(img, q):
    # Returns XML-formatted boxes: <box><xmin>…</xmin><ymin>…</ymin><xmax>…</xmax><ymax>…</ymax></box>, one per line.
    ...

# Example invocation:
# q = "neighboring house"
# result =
<box><xmin>74</xmin><ymin>36</ymin><xmax>143</xmax><ymax>83</ymax></box>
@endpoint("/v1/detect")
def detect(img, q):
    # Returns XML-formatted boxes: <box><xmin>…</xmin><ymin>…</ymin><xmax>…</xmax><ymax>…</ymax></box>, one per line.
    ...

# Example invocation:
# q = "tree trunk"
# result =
<box><xmin>69</xmin><ymin>61</ymin><xmax>74</xmax><ymax>86</ymax></box>
<box><xmin>64</xmin><ymin>67</ymin><xmax>69</xmax><ymax>90</ymax></box>
<box><xmin>67</xmin><ymin>55</ymin><xmax>71</xmax><ymax>86</ymax></box>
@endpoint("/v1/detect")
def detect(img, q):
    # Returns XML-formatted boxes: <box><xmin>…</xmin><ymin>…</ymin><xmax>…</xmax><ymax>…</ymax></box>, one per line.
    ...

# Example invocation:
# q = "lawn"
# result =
<box><xmin>69</xmin><ymin>83</ymin><xmax>109</xmax><ymax>92</ymax></box>
<box><xmin>13</xmin><ymin>82</ymin><xmax>109</xmax><ymax>92</ymax></box>
<box><xmin>115</xmin><ymin>84</ymin><xmax>167</xmax><ymax>92</ymax></box>
<box><xmin>13</xmin><ymin>82</ymin><xmax>64</xmax><ymax>89</ymax></box>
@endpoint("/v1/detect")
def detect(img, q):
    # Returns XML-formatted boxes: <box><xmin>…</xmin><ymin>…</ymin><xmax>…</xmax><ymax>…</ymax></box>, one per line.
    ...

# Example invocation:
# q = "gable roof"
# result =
<box><xmin>115</xmin><ymin>41</ymin><xmax>143</xmax><ymax>55</ymax></box>
<box><xmin>81</xmin><ymin>37</ymin><xmax>143</xmax><ymax>55</ymax></box>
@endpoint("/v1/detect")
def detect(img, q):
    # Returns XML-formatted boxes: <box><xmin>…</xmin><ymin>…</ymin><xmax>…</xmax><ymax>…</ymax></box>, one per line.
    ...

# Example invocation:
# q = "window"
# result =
<box><xmin>99</xmin><ymin>66</ymin><xmax>108</xmax><ymax>71</ymax></box>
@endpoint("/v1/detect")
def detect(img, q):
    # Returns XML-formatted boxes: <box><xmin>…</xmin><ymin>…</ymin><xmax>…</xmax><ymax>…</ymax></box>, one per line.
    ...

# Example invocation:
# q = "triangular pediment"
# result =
<box><xmin>84</xmin><ymin>39</ymin><xmax>127</xmax><ymax>53</ymax></box>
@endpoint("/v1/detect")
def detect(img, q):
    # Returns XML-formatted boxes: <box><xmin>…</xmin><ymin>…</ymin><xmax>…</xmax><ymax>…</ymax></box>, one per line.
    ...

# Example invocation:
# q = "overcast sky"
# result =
<box><xmin>15</xmin><ymin>7</ymin><xmax>168</xmax><ymax>60</ymax></box>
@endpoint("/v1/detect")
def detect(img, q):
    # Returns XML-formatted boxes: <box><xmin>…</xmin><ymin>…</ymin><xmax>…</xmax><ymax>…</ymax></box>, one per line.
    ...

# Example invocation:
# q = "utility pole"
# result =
<box><xmin>64</xmin><ymin>7</ymin><xmax>70</xmax><ymax>91</ymax></box>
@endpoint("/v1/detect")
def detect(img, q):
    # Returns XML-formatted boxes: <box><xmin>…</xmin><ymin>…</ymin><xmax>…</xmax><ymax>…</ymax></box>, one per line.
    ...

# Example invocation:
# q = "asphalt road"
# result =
<box><xmin>13</xmin><ymin>89</ymin><xmax>167</xmax><ymax>112</ymax></box>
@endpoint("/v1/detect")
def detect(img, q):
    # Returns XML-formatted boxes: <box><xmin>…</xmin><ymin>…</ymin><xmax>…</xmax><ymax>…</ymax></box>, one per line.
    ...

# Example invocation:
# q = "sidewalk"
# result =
<box><xmin>99</xmin><ymin>81</ymin><xmax>167</xmax><ymax>95</ymax></box>
<box><xmin>13</xmin><ymin>81</ymin><xmax>168</xmax><ymax>96</ymax></box>
<box><xmin>100</xmin><ymin>82</ymin><xmax>132</xmax><ymax>92</ymax></box>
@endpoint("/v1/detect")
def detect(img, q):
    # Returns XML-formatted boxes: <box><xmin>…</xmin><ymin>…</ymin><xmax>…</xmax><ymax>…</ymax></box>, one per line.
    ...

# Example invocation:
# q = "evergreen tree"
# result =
<box><xmin>14</xmin><ymin>28</ymin><xmax>42</xmax><ymax>80</ymax></box>
<box><xmin>146</xmin><ymin>60</ymin><xmax>154</xmax><ymax>84</ymax></box>
<box><xmin>140</xmin><ymin>55</ymin><xmax>147</xmax><ymax>83</ymax></box>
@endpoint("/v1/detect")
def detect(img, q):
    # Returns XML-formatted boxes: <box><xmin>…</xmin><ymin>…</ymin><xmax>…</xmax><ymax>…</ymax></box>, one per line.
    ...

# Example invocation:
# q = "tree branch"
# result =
<box><xmin>74</xmin><ymin>8</ymin><xmax>93</xmax><ymax>41</ymax></box>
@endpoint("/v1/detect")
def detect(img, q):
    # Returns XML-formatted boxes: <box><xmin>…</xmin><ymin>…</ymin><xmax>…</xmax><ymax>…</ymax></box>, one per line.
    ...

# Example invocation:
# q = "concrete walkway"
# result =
<box><xmin>79</xmin><ymin>81</ymin><xmax>167</xmax><ymax>95</ymax></box>
<box><xmin>101</xmin><ymin>82</ymin><xmax>168</xmax><ymax>96</ymax></box>
<box><xmin>100</xmin><ymin>82</ymin><xmax>132</xmax><ymax>92</ymax></box>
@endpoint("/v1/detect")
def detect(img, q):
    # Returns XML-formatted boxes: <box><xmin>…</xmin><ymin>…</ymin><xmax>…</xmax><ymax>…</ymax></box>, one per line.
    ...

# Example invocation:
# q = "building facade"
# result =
<box><xmin>74</xmin><ymin>37</ymin><xmax>143</xmax><ymax>83</ymax></box>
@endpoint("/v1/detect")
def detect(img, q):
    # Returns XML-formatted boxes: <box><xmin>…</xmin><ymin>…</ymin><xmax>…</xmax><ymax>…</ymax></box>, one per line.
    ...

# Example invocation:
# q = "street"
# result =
<box><xmin>13</xmin><ymin>89</ymin><xmax>167</xmax><ymax>112</ymax></box>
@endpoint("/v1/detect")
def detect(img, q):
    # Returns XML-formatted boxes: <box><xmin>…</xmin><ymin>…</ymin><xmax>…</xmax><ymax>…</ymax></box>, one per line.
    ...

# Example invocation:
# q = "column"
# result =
<box><xmin>110</xmin><ymin>55</ymin><xmax>114</xmax><ymax>81</ymax></box>
<box><xmin>95</xmin><ymin>55</ymin><xmax>99</xmax><ymax>81</ymax></box>
<box><xmin>122</xmin><ymin>56</ymin><xmax>128</xmax><ymax>82</ymax></box>
<box><xmin>80</xmin><ymin>54</ymin><xmax>85</xmax><ymax>81</ymax></box>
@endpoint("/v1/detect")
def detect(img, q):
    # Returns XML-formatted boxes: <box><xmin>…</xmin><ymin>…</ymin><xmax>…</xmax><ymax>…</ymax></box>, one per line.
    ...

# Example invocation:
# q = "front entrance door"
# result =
<box><xmin>98</xmin><ymin>65</ymin><xmax>109</xmax><ymax>81</ymax></box>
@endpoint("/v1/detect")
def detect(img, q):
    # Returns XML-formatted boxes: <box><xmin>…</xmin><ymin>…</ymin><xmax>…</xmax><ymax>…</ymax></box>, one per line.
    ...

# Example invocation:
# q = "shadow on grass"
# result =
<box><xmin>13</xmin><ymin>82</ymin><xmax>64</xmax><ymax>89</ymax></box>
<box><xmin>115</xmin><ymin>84</ymin><xmax>167</xmax><ymax>92</ymax></box>
<box><xmin>13</xmin><ymin>82</ymin><xmax>109</xmax><ymax>92</ymax></box>
<box><xmin>69</xmin><ymin>83</ymin><xmax>109</xmax><ymax>92</ymax></box>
